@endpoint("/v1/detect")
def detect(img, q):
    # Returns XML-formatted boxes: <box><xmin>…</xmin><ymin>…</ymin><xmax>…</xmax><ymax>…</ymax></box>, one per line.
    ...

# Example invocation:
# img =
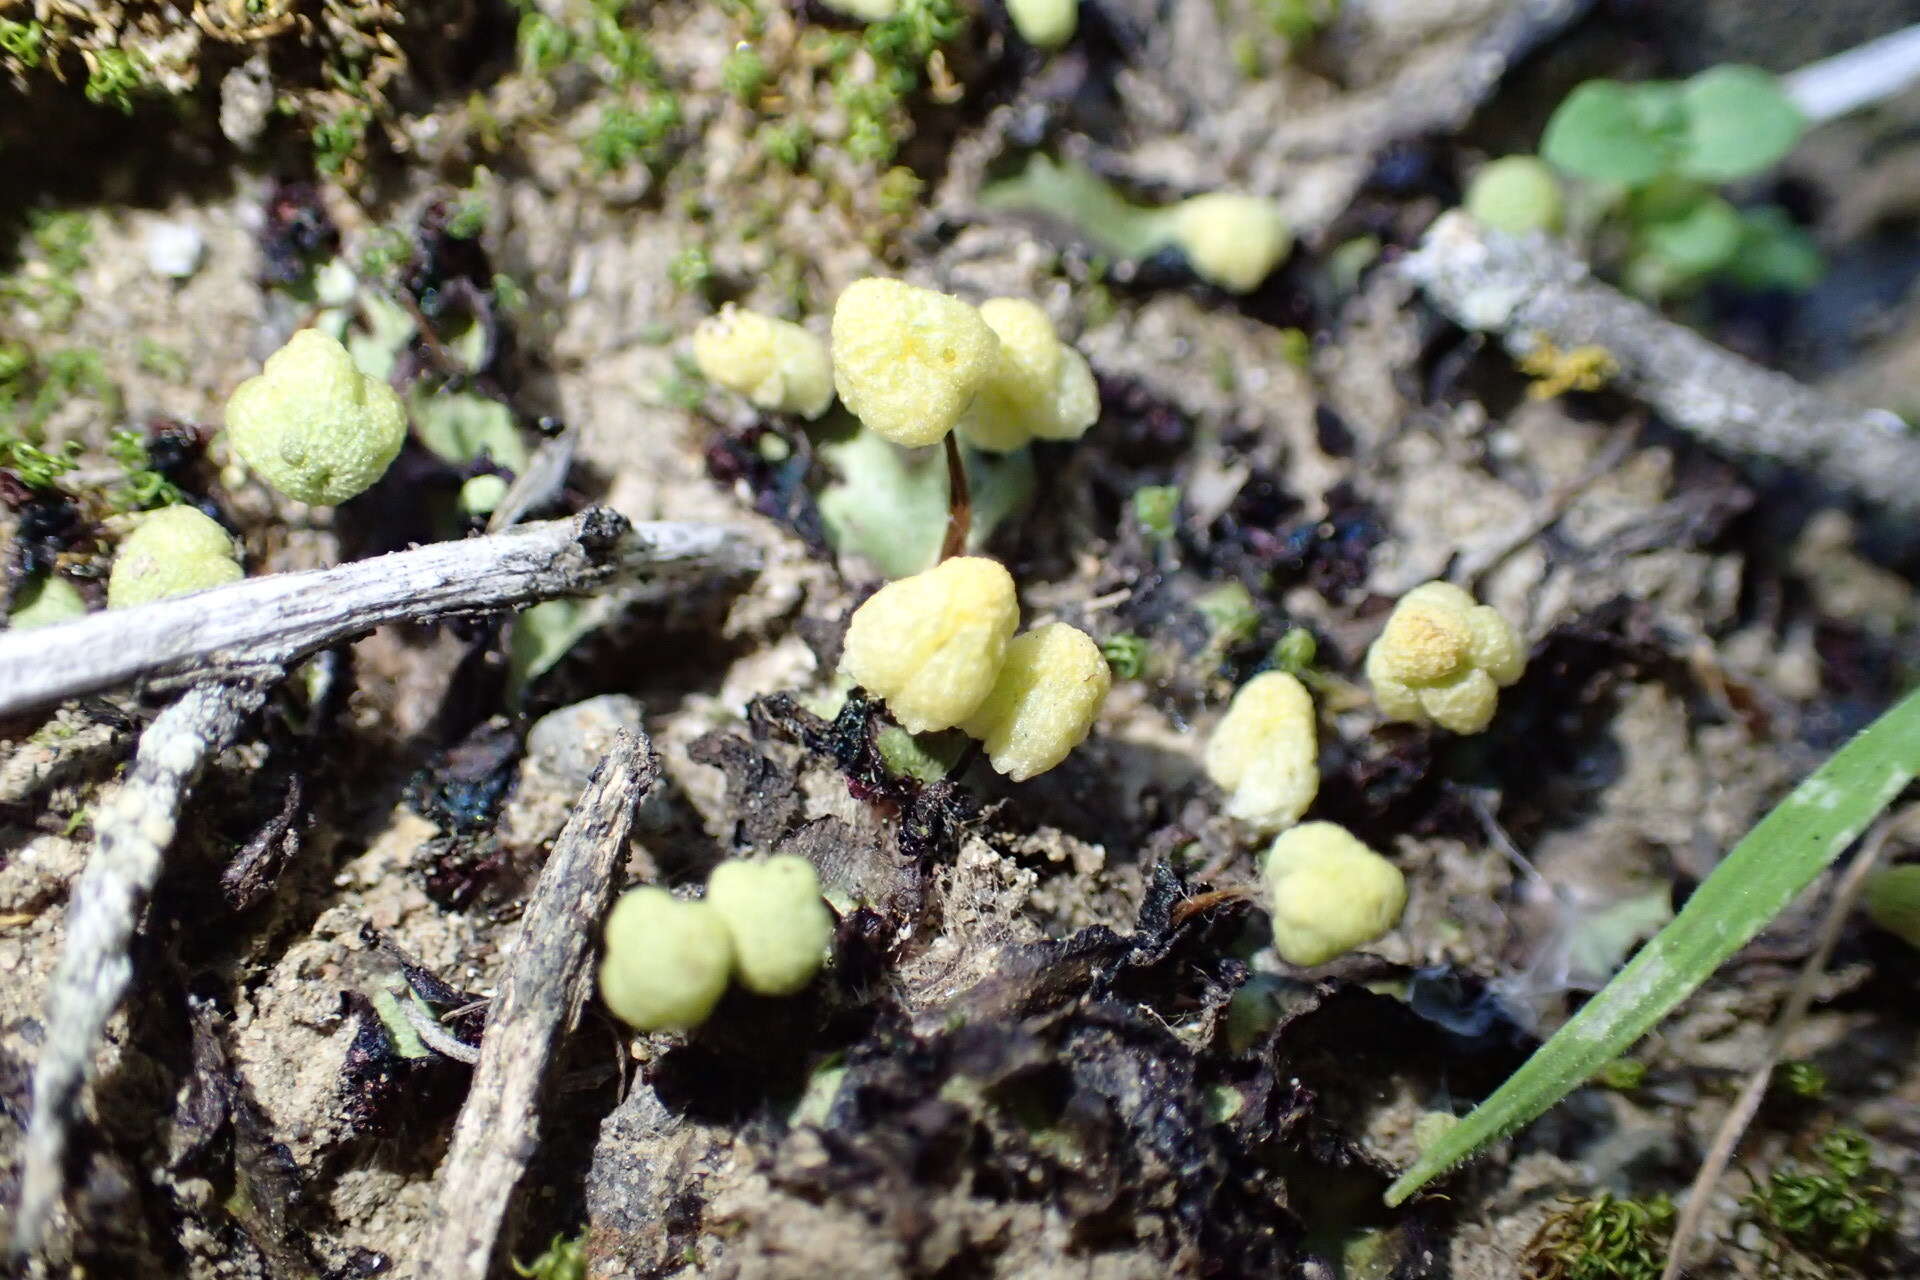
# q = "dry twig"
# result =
<box><xmin>425</xmin><ymin>732</ymin><xmax>657</xmax><ymax>1280</ymax></box>
<box><xmin>1402</xmin><ymin>213</ymin><xmax>1920</xmax><ymax>530</ymax></box>
<box><xmin>0</xmin><ymin>509</ymin><xmax>757</xmax><ymax>718</ymax></box>
<box><xmin>14</xmin><ymin>680</ymin><xmax>268</xmax><ymax>1256</ymax></box>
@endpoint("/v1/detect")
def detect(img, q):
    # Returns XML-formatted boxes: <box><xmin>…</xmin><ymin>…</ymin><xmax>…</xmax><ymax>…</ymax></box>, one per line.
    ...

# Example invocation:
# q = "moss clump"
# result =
<box><xmin>1524</xmin><ymin>1192</ymin><xmax>1674</xmax><ymax>1280</ymax></box>
<box><xmin>1743</xmin><ymin>1129</ymin><xmax>1894</xmax><ymax>1265</ymax></box>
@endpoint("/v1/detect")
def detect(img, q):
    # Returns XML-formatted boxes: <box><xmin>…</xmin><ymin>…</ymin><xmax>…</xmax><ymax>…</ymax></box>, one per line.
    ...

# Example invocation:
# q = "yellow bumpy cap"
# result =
<box><xmin>1365</xmin><ymin>581</ymin><xmax>1524</xmax><ymax>735</ymax></box>
<box><xmin>598</xmin><ymin>887</ymin><xmax>736</xmax><ymax>1032</ymax></box>
<box><xmin>1203</xmin><ymin>671</ymin><xmax>1319</xmax><ymax>832</ymax></box>
<box><xmin>1262</xmin><ymin>822</ymin><xmax>1407</xmax><ymax>967</ymax></box>
<box><xmin>705</xmin><ymin>855</ymin><xmax>835</xmax><ymax>996</ymax></box>
<box><xmin>959</xmin><ymin>622</ymin><xmax>1112</xmax><ymax>780</ymax></box>
<box><xmin>957</xmin><ymin>298</ymin><xmax>1100</xmax><ymax>452</ymax></box>
<box><xmin>693</xmin><ymin>304</ymin><xmax>834</xmax><ymax>419</ymax></box>
<box><xmin>839</xmin><ymin>556</ymin><xmax>1020</xmax><ymax>732</ymax></box>
<box><xmin>106</xmin><ymin>505</ymin><xmax>244</xmax><ymax>609</ymax></box>
<box><xmin>831</xmin><ymin>278</ymin><xmax>1000</xmax><ymax>448</ymax></box>
<box><xmin>225</xmin><ymin>328</ymin><xmax>407</xmax><ymax>505</ymax></box>
<box><xmin>1169</xmin><ymin>193</ymin><xmax>1293</xmax><ymax>294</ymax></box>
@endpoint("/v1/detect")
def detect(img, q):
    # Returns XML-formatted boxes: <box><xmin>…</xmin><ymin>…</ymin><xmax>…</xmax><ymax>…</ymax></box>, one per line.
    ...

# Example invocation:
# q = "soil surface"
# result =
<box><xmin>1</xmin><ymin>2</ymin><xmax>1917</xmax><ymax>1278</ymax></box>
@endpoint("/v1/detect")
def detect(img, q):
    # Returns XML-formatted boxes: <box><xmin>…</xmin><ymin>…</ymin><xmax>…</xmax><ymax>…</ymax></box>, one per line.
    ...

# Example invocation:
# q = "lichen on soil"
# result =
<box><xmin>2</xmin><ymin>1</ymin><xmax>1918</xmax><ymax>1277</ymax></box>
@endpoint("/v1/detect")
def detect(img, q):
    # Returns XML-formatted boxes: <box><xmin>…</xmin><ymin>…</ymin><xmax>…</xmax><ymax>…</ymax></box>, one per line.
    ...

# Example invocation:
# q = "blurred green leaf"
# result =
<box><xmin>979</xmin><ymin>154</ymin><xmax>1177</xmax><ymax>260</ymax></box>
<box><xmin>1677</xmin><ymin>65</ymin><xmax>1803</xmax><ymax>183</ymax></box>
<box><xmin>1541</xmin><ymin>80</ymin><xmax>1675</xmax><ymax>185</ymax></box>
<box><xmin>1729</xmin><ymin>206</ymin><xmax>1824</xmax><ymax>292</ymax></box>
<box><xmin>1639</xmin><ymin>194</ymin><xmax>1743</xmax><ymax>275</ymax></box>
<box><xmin>410</xmin><ymin>386</ymin><xmax>529</xmax><ymax>472</ymax></box>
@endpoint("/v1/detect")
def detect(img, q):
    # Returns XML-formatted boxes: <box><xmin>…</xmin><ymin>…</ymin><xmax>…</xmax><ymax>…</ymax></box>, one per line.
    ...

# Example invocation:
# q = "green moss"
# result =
<box><xmin>1743</xmin><ymin>1129</ymin><xmax>1893</xmax><ymax>1263</ymax></box>
<box><xmin>1269</xmin><ymin>627</ymin><xmax>1317</xmax><ymax>677</ymax></box>
<box><xmin>1</xmin><ymin>210</ymin><xmax>92</xmax><ymax>330</ymax></box>
<box><xmin>1195</xmin><ymin>582</ymin><xmax>1259</xmax><ymax>654</ymax></box>
<box><xmin>655</xmin><ymin>355</ymin><xmax>708</xmax><ymax>411</ymax></box>
<box><xmin>512</xmin><ymin>1233</ymin><xmax>586</xmax><ymax>1280</ymax></box>
<box><xmin>1775</xmin><ymin>1061</ymin><xmax>1827</xmax><ymax>1101</ymax></box>
<box><xmin>107</xmin><ymin>429</ymin><xmax>184</xmax><ymax>511</ymax></box>
<box><xmin>1260</xmin><ymin>0</ymin><xmax>1339</xmax><ymax>43</ymax></box>
<box><xmin>722</xmin><ymin>45</ymin><xmax>768</xmax><ymax>102</ymax></box>
<box><xmin>136</xmin><ymin>338</ymin><xmax>189</xmax><ymax>383</ymax></box>
<box><xmin>876</xmin><ymin>166</ymin><xmax>925</xmax><ymax>215</ymax></box>
<box><xmin>83</xmin><ymin>47</ymin><xmax>150</xmax><ymax>113</ymax></box>
<box><xmin>516</xmin><ymin>12</ymin><xmax>574</xmax><ymax>75</ymax></box>
<box><xmin>0</xmin><ymin>19</ymin><xmax>45</xmax><ymax>69</ymax></box>
<box><xmin>1100</xmin><ymin>633</ymin><xmax>1148</xmax><ymax>680</ymax></box>
<box><xmin>594</xmin><ymin>13</ymin><xmax>660</xmax><ymax>87</ymax></box>
<box><xmin>667</xmin><ymin>245</ymin><xmax>714</xmax><ymax>295</ymax></box>
<box><xmin>0</xmin><ymin>436</ymin><xmax>81</xmax><ymax>489</ymax></box>
<box><xmin>1524</xmin><ymin>1193</ymin><xmax>1674</xmax><ymax>1280</ymax></box>
<box><xmin>824</xmin><ymin>0</ymin><xmax>968</xmax><ymax>168</ymax></box>
<box><xmin>312</xmin><ymin>106</ymin><xmax>371</xmax><ymax>176</ymax></box>
<box><xmin>1131</xmin><ymin>485</ymin><xmax>1178</xmax><ymax>541</ymax></box>
<box><xmin>586</xmin><ymin>96</ymin><xmax>680</xmax><ymax>171</ymax></box>
<box><xmin>1</xmin><ymin>344</ymin><xmax>121</xmax><ymax>435</ymax></box>
<box><xmin>358</xmin><ymin>225</ymin><xmax>413</xmax><ymax>279</ymax></box>
<box><xmin>760</xmin><ymin>119</ymin><xmax>813</xmax><ymax>169</ymax></box>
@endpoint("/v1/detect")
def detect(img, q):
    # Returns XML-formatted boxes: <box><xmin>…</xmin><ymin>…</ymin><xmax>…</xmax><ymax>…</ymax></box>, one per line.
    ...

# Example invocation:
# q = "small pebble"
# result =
<box><xmin>144</xmin><ymin>221</ymin><xmax>207</xmax><ymax>280</ymax></box>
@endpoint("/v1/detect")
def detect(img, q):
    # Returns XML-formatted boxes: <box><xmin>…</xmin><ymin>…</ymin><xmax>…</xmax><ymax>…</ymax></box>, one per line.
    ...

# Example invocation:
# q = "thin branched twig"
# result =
<box><xmin>425</xmin><ymin>732</ymin><xmax>656</xmax><ymax>1280</ymax></box>
<box><xmin>14</xmin><ymin>680</ymin><xmax>268</xmax><ymax>1256</ymax></box>
<box><xmin>0</xmin><ymin>509</ymin><xmax>758</xmax><ymax>719</ymax></box>
<box><xmin>1402</xmin><ymin>212</ymin><xmax>1920</xmax><ymax>532</ymax></box>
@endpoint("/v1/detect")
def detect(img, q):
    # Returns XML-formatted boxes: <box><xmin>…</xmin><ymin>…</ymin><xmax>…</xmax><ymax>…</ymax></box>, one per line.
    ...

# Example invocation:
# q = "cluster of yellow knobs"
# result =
<box><xmin>56</xmin><ymin>273</ymin><xmax>1526</xmax><ymax>1023</ymax></box>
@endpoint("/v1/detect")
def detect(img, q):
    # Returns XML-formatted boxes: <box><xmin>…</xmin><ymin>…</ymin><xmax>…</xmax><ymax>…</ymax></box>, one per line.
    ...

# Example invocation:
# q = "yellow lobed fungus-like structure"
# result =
<box><xmin>1168</xmin><ymin>193</ymin><xmax>1293</xmax><ymax>294</ymax></box>
<box><xmin>1203</xmin><ymin>671</ymin><xmax>1319</xmax><ymax>833</ymax></box>
<box><xmin>830</xmin><ymin>278</ymin><xmax>1001</xmax><ymax>448</ymax></box>
<box><xmin>1262</xmin><ymin>822</ymin><xmax>1407</xmax><ymax>967</ymax></box>
<box><xmin>705</xmin><ymin>855</ymin><xmax>836</xmax><ymax>996</ymax></box>
<box><xmin>1365</xmin><ymin>581</ymin><xmax>1525</xmax><ymax>735</ymax></box>
<box><xmin>1006</xmin><ymin>0</ymin><xmax>1078</xmax><ymax>49</ymax></box>
<box><xmin>959</xmin><ymin>621</ymin><xmax>1112</xmax><ymax>781</ymax></box>
<box><xmin>839</xmin><ymin>555</ymin><xmax>1020</xmax><ymax>733</ymax></box>
<box><xmin>598</xmin><ymin>887</ymin><xmax>736</xmax><ymax>1032</ymax></box>
<box><xmin>224</xmin><ymin>328</ymin><xmax>407</xmax><ymax>505</ymax></box>
<box><xmin>9</xmin><ymin>574</ymin><xmax>87</xmax><ymax>628</ymax></box>
<box><xmin>692</xmin><ymin>304</ymin><xmax>835</xmax><ymax>419</ymax></box>
<box><xmin>106</xmin><ymin>505</ymin><xmax>245</xmax><ymax>609</ymax></box>
<box><xmin>956</xmin><ymin>297</ymin><xmax>1100</xmax><ymax>453</ymax></box>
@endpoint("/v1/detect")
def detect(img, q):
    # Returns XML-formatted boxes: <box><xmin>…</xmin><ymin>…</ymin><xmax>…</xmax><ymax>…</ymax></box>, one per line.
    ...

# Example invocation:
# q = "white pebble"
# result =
<box><xmin>144</xmin><ymin>221</ymin><xmax>206</xmax><ymax>280</ymax></box>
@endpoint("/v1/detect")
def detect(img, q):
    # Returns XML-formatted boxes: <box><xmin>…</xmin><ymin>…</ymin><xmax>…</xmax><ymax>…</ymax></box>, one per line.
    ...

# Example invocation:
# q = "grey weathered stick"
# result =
<box><xmin>15</xmin><ymin>680</ymin><xmax>267</xmax><ymax>1255</ymax></box>
<box><xmin>425</xmin><ymin>731</ymin><xmax>656</xmax><ymax>1280</ymax></box>
<box><xmin>1401</xmin><ymin>212</ymin><xmax>1920</xmax><ymax>526</ymax></box>
<box><xmin>0</xmin><ymin>509</ymin><xmax>757</xmax><ymax>719</ymax></box>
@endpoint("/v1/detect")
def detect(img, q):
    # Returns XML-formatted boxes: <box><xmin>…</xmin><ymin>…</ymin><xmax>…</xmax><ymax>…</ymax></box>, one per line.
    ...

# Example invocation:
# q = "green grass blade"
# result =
<box><xmin>1385</xmin><ymin>686</ymin><xmax>1920</xmax><ymax>1206</ymax></box>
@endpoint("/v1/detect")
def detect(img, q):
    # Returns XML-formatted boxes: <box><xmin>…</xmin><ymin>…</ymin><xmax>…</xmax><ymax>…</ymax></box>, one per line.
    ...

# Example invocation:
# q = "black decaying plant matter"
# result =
<box><xmin>749</xmin><ymin>689</ymin><xmax>976</xmax><ymax>864</ymax></box>
<box><xmin>588</xmin><ymin>863</ymin><xmax>1507</xmax><ymax>1276</ymax></box>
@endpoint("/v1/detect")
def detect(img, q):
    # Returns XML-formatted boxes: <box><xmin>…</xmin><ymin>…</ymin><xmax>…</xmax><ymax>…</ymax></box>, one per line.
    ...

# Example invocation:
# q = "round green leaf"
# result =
<box><xmin>1677</xmin><ymin>65</ymin><xmax>1803</xmax><ymax>182</ymax></box>
<box><xmin>1729</xmin><ymin>207</ymin><xmax>1823</xmax><ymax>292</ymax></box>
<box><xmin>1640</xmin><ymin>194</ymin><xmax>1743</xmax><ymax>275</ymax></box>
<box><xmin>1541</xmin><ymin>80</ymin><xmax>1673</xmax><ymax>185</ymax></box>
